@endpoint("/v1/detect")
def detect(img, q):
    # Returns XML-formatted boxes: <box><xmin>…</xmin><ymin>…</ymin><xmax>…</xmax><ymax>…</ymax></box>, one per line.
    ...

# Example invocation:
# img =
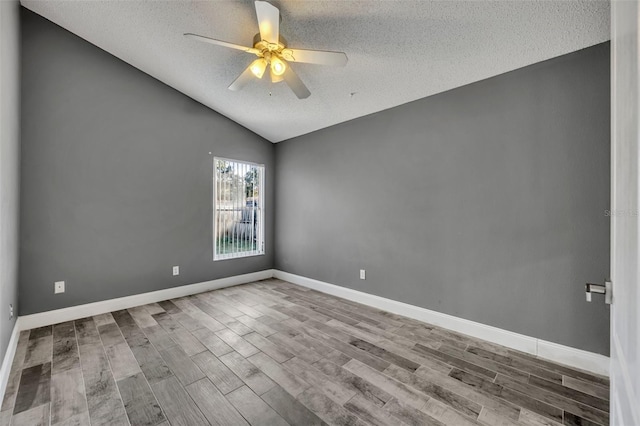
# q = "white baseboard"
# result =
<box><xmin>0</xmin><ymin>319</ymin><xmax>21</xmax><ymax>406</ymax></box>
<box><xmin>537</xmin><ymin>340</ymin><xmax>610</xmax><ymax>377</ymax></box>
<box><xmin>273</xmin><ymin>270</ymin><xmax>610</xmax><ymax>377</ymax></box>
<box><xmin>18</xmin><ymin>269</ymin><xmax>275</xmax><ymax>331</ymax></box>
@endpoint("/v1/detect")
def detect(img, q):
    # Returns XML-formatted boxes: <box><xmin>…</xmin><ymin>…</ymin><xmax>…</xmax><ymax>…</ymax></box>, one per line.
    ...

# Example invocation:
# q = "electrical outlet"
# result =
<box><xmin>172</xmin><ymin>266</ymin><xmax>179</xmax><ymax>276</ymax></box>
<box><xmin>360</xmin><ymin>269</ymin><xmax>366</xmax><ymax>280</ymax></box>
<box><xmin>54</xmin><ymin>281</ymin><xmax>65</xmax><ymax>294</ymax></box>
<box><xmin>9</xmin><ymin>304</ymin><xmax>13</xmax><ymax>320</ymax></box>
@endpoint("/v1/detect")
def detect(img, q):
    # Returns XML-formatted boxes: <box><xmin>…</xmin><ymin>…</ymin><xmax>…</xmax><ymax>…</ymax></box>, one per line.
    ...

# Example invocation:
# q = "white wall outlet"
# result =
<box><xmin>360</xmin><ymin>269</ymin><xmax>366</xmax><ymax>280</ymax></box>
<box><xmin>172</xmin><ymin>266</ymin><xmax>179</xmax><ymax>276</ymax></box>
<box><xmin>54</xmin><ymin>281</ymin><xmax>65</xmax><ymax>294</ymax></box>
<box><xmin>9</xmin><ymin>304</ymin><xmax>13</xmax><ymax>320</ymax></box>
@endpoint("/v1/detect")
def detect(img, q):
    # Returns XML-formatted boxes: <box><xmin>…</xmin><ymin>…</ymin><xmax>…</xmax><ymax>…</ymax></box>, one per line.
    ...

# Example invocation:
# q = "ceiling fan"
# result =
<box><xmin>185</xmin><ymin>1</ymin><xmax>348</xmax><ymax>99</ymax></box>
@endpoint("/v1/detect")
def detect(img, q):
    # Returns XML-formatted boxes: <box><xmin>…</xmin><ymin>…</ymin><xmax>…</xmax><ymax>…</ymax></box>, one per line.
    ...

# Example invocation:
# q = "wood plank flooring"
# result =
<box><xmin>0</xmin><ymin>279</ymin><xmax>610</xmax><ymax>426</ymax></box>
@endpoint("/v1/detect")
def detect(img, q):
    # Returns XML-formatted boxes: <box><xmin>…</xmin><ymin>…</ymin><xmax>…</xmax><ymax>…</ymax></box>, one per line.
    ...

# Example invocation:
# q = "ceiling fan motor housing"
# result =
<box><xmin>253</xmin><ymin>33</ymin><xmax>287</xmax><ymax>56</ymax></box>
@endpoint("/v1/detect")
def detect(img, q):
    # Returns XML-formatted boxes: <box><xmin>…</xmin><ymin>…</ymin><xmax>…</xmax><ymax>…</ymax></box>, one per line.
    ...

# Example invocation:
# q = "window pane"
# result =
<box><xmin>213</xmin><ymin>158</ymin><xmax>264</xmax><ymax>260</ymax></box>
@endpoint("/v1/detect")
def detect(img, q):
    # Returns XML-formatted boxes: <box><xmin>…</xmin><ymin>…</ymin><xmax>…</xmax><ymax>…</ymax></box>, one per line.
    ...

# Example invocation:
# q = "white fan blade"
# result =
<box><xmin>184</xmin><ymin>33</ymin><xmax>259</xmax><ymax>55</ymax></box>
<box><xmin>281</xmin><ymin>48</ymin><xmax>347</xmax><ymax>66</ymax></box>
<box><xmin>255</xmin><ymin>1</ymin><xmax>279</xmax><ymax>44</ymax></box>
<box><xmin>283</xmin><ymin>67</ymin><xmax>310</xmax><ymax>99</ymax></box>
<box><xmin>228</xmin><ymin>65</ymin><xmax>255</xmax><ymax>91</ymax></box>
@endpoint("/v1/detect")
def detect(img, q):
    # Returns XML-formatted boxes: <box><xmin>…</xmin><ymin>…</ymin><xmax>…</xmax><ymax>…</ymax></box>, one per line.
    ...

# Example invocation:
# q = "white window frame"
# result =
<box><xmin>213</xmin><ymin>157</ymin><xmax>265</xmax><ymax>261</ymax></box>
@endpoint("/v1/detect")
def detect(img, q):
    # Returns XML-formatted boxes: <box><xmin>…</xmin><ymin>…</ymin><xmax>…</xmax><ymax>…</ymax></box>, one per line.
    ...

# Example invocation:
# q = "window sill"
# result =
<box><xmin>213</xmin><ymin>251</ymin><xmax>265</xmax><ymax>261</ymax></box>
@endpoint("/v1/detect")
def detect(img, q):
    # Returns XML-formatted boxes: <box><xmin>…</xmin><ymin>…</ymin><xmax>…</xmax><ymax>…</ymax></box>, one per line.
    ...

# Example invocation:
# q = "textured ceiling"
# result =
<box><xmin>21</xmin><ymin>1</ymin><xmax>610</xmax><ymax>142</ymax></box>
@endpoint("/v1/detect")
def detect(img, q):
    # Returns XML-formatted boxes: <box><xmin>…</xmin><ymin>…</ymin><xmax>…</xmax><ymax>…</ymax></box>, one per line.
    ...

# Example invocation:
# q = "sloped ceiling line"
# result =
<box><xmin>21</xmin><ymin>0</ymin><xmax>610</xmax><ymax>143</ymax></box>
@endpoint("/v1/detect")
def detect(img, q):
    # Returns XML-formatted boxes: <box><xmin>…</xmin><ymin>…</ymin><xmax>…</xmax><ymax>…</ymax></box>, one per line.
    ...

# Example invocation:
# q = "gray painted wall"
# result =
<box><xmin>0</xmin><ymin>0</ymin><xmax>20</xmax><ymax>364</ymax></box>
<box><xmin>19</xmin><ymin>9</ymin><xmax>274</xmax><ymax>315</ymax></box>
<box><xmin>275</xmin><ymin>43</ymin><xmax>611</xmax><ymax>355</ymax></box>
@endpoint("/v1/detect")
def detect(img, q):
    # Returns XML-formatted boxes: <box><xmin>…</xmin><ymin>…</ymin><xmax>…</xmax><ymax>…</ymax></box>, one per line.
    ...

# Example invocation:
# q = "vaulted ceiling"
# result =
<box><xmin>21</xmin><ymin>1</ymin><xmax>610</xmax><ymax>142</ymax></box>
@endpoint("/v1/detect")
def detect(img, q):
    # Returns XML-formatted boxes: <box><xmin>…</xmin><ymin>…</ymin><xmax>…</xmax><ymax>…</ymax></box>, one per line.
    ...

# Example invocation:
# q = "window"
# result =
<box><xmin>213</xmin><ymin>157</ymin><xmax>264</xmax><ymax>260</ymax></box>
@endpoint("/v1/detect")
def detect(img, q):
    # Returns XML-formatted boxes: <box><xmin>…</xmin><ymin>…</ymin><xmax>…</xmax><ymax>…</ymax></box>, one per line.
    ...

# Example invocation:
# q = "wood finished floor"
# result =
<box><xmin>0</xmin><ymin>279</ymin><xmax>610</xmax><ymax>426</ymax></box>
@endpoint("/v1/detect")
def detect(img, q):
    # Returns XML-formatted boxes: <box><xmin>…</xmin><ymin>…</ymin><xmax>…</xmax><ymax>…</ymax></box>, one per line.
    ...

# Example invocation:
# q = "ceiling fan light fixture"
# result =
<box><xmin>250</xmin><ymin>58</ymin><xmax>267</xmax><ymax>78</ymax></box>
<box><xmin>270</xmin><ymin>56</ymin><xmax>287</xmax><ymax>76</ymax></box>
<box><xmin>185</xmin><ymin>1</ymin><xmax>348</xmax><ymax>99</ymax></box>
